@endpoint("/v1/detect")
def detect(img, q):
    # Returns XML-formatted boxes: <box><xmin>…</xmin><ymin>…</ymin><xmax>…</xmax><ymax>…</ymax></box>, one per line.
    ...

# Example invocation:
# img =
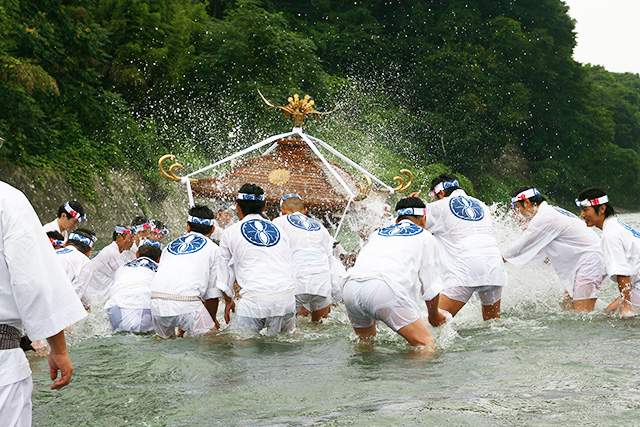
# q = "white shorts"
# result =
<box><xmin>0</xmin><ymin>376</ymin><xmax>32</xmax><ymax>427</ymax></box>
<box><xmin>572</xmin><ymin>276</ymin><xmax>605</xmax><ymax>301</ymax></box>
<box><xmin>228</xmin><ymin>313</ymin><xmax>296</xmax><ymax>337</ymax></box>
<box><xmin>295</xmin><ymin>294</ymin><xmax>331</xmax><ymax>312</ymax></box>
<box><xmin>107</xmin><ymin>306</ymin><xmax>154</xmax><ymax>333</ymax></box>
<box><xmin>153</xmin><ymin>305</ymin><xmax>215</xmax><ymax>339</ymax></box>
<box><xmin>443</xmin><ymin>285</ymin><xmax>502</xmax><ymax>306</ymax></box>
<box><xmin>343</xmin><ymin>278</ymin><xmax>420</xmax><ymax>332</ymax></box>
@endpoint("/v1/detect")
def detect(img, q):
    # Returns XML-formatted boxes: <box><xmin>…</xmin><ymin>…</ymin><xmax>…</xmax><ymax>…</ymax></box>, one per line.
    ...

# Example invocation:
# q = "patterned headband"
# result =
<box><xmin>64</xmin><ymin>201</ymin><xmax>86</xmax><ymax>221</ymax></box>
<box><xmin>432</xmin><ymin>180</ymin><xmax>459</xmax><ymax>197</ymax></box>
<box><xmin>397</xmin><ymin>207</ymin><xmax>427</xmax><ymax>217</ymax></box>
<box><xmin>114</xmin><ymin>226</ymin><xmax>133</xmax><ymax>235</ymax></box>
<box><xmin>511</xmin><ymin>188</ymin><xmax>540</xmax><ymax>209</ymax></box>
<box><xmin>237</xmin><ymin>193</ymin><xmax>265</xmax><ymax>201</ymax></box>
<box><xmin>140</xmin><ymin>239</ymin><xmax>162</xmax><ymax>249</ymax></box>
<box><xmin>188</xmin><ymin>215</ymin><xmax>214</xmax><ymax>226</ymax></box>
<box><xmin>575</xmin><ymin>195</ymin><xmax>609</xmax><ymax>207</ymax></box>
<box><xmin>280</xmin><ymin>193</ymin><xmax>301</xmax><ymax>207</ymax></box>
<box><xmin>69</xmin><ymin>233</ymin><xmax>96</xmax><ymax>248</ymax></box>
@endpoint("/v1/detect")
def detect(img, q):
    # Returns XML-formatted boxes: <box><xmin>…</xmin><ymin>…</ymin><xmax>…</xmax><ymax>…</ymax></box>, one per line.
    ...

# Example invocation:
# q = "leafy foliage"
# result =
<box><xmin>0</xmin><ymin>0</ymin><xmax>639</xmax><ymax>208</ymax></box>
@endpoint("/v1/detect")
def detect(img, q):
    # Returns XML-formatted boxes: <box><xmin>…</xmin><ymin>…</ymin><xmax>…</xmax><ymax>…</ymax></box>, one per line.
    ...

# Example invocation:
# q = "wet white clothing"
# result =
<box><xmin>88</xmin><ymin>241</ymin><xmax>128</xmax><ymax>302</ymax></box>
<box><xmin>105</xmin><ymin>257</ymin><xmax>157</xmax><ymax>311</ymax></box>
<box><xmin>272</xmin><ymin>213</ymin><xmax>336</xmax><ymax>300</ymax></box>
<box><xmin>345</xmin><ymin>219</ymin><xmax>443</xmax><ymax>309</ymax></box>
<box><xmin>0</xmin><ymin>376</ymin><xmax>32</xmax><ymax>427</ymax></box>
<box><xmin>503</xmin><ymin>202</ymin><xmax>605</xmax><ymax>298</ymax></box>
<box><xmin>216</xmin><ymin>214</ymin><xmax>296</xmax><ymax>319</ymax></box>
<box><xmin>0</xmin><ymin>182</ymin><xmax>86</xmax><ymax>390</ymax></box>
<box><xmin>153</xmin><ymin>304</ymin><xmax>215</xmax><ymax>339</ymax></box>
<box><xmin>601</xmin><ymin>216</ymin><xmax>640</xmax><ymax>289</ymax></box>
<box><xmin>151</xmin><ymin>232</ymin><xmax>221</xmax><ymax>318</ymax></box>
<box><xmin>55</xmin><ymin>245</ymin><xmax>93</xmax><ymax>308</ymax></box>
<box><xmin>210</xmin><ymin>219</ymin><xmax>224</xmax><ymax>243</ymax></box>
<box><xmin>42</xmin><ymin>219</ymin><xmax>67</xmax><ymax>241</ymax></box>
<box><xmin>425</xmin><ymin>189</ymin><xmax>507</xmax><ymax>289</ymax></box>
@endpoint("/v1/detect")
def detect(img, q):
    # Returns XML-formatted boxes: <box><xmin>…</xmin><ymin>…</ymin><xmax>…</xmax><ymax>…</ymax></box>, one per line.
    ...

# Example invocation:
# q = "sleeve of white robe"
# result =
<box><xmin>203</xmin><ymin>242</ymin><xmax>222</xmax><ymax>299</ymax></box>
<box><xmin>602</xmin><ymin>230</ymin><xmax>633</xmax><ymax>279</ymax></box>
<box><xmin>215</xmin><ymin>232</ymin><xmax>236</xmax><ymax>297</ymax></box>
<box><xmin>2</xmin><ymin>184</ymin><xmax>87</xmax><ymax>341</ymax></box>
<box><xmin>503</xmin><ymin>214</ymin><xmax>559</xmax><ymax>268</ymax></box>
<box><xmin>418</xmin><ymin>233</ymin><xmax>444</xmax><ymax>301</ymax></box>
<box><xmin>75</xmin><ymin>259</ymin><xmax>94</xmax><ymax>309</ymax></box>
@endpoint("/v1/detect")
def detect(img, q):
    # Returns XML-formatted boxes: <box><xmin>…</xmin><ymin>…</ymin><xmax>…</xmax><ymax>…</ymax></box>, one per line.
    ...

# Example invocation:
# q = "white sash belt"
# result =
<box><xmin>151</xmin><ymin>292</ymin><xmax>202</xmax><ymax>302</ymax></box>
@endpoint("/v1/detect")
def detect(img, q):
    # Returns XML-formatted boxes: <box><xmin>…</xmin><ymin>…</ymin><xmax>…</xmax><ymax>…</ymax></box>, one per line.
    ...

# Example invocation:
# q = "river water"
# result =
<box><xmin>28</xmin><ymin>211</ymin><xmax>640</xmax><ymax>426</ymax></box>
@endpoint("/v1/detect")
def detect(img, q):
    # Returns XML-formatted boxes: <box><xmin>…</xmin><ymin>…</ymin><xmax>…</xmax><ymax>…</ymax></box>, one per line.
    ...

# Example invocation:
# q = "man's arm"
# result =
<box><xmin>46</xmin><ymin>330</ymin><xmax>73</xmax><ymax>390</ymax></box>
<box><xmin>610</xmin><ymin>275</ymin><xmax>634</xmax><ymax>316</ymax></box>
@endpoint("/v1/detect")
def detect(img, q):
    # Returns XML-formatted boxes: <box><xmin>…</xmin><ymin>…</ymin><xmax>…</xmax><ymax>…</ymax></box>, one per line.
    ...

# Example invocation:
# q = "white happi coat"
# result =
<box><xmin>0</xmin><ymin>182</ymin><xmax>86</xmax><ymax>388</ymax></box>
<box><xmin>345</xmin><ymin>219</ymin><xmax>443</xmax><ymax>307</ymax></box>
<box><xmin>151</xmin><ymin>232</ymin><xmax>221</xmax><ymax>317</ymax></box>
<box><xmin>601</xmin><ymin>216</ymin><xmax>640</xmax><ymax>290</ymax></box>
<box><xmin>55</xmin><ymin>245</ymin><xmax>94</xmax><ymax>307</ymax></box>
<box><xmin>216</xmin><ymin>213</ymin><xmax>296</xmax><ymax>318</ymax></box>
<box><xmin>425</xmin><ymin>189</ymin><xmax>507</xmax><ymax>289</ymax></box>
<box><xmin>503</xmin><ymin>202</ymin><xmax>605</xmax><ymax>297</ymax></box>
<box><xmin>89</xmin><ymin>241</ymin><xmax>127</xmax><ymax>302</ymax></box>
<box><xmin>42</xmin><ymin>219</ymin><xmax>67</xmax><ymax>241</ymax></box>
<box><xmin>272</xmin><ymin>212</ymin><xmax>338</xmax><ymax>299</ymax></box>
<box><xmin>105</xmin><ymin>257</ymin><xmax>157</xmax><ymax>311</ymax></box>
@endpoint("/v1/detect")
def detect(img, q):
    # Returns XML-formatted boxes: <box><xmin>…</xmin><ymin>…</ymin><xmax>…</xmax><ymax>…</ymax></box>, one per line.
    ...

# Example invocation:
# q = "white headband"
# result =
<box><xmin>237</xmin><ymin>193</ymin><xmax>265</xmax><ymax>201</ymax></box>
<box><xmin>432</xmin><ymin>180</ymin><xmax>459</xmax><ymax>196</ymax></box>
<box><xmin>397</xmin><ymin>207</ymin><xmax>426</xmax><ymax>217</ymax></box>
<box><xmin>575</xmin><ymin>195</ymin><xmax>609</xmax><ymax>207</ymax></box>
<box><xmin>114</xmin><ymin>226</ymin><xmax>133</xmax><ymax>235</ymax></box>
<box><xmin>511</xmin><ymin>188</ymin><xmax>541</xmax><ymax>208</ymax></box>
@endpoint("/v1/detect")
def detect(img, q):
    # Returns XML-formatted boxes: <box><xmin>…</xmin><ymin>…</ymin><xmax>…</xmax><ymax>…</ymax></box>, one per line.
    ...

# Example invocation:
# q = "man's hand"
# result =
<box><xmin>428</xmin><ymin>311</ymin><xmax>448</xmax><ymax>327</ymax></box>
<box><xmin>46</xmin><ymin>331</ymin><xmax>73</xmax><ymax>390</ymax></box>
<box><xmin>407</xmin><ymin>192</ymin><xmax>420</xmax><ymax>198</ymax></box>
<box><xmin>223</xmin><ymin>294</ymin><xmax>236</xmax><ymax>324</ymax></box>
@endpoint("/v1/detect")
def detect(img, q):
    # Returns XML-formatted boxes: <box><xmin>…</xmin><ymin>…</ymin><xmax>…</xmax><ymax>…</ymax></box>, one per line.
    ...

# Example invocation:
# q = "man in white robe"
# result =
<box><xmin>123</xmin><ymin>216</ymin><xmax>153</xmax><ymax>262</ymax></box>
<box><xmin>151</xmin><ymin>205</ymin><xmax>224</xmax><ymax>338</ymax></box>
<box><xmin>41</xmin><ymin>200</ymin><xmax>86</xmax><ymax>241</ymax></box>
<box><xmin>216</xmin><ymin>184</ymin><xmax>296</xmax><ymax>337</ymax></box>
<box><xmin>55</xmin><ymin>228</ymin><xmax>97</xmax><ymax>310</ymax></box>
<box><xmin>504</xmin><ymin>187</ymin><xmax>606</xmax><ymax>311</ymax></box>
<box><xmin>343</xmin><ymin>197</ymin><xmax>446</xmax><ymax>349</ymax></box>
<box><xmin>105</xmin><ymin>239</ymin><xmax>162</xmax><ymax>333</ymax></box>
<box><xmin>211</xmin><ymin>204</ymin><xmax>234</xmax><ymax>245</ymax></box>
<box><xmin>414</xmin><ymin>173</ymin><xmax>508</xmax><ymax>320</ymax></box>
<box><xmin>1</xmin><ymin>181</ymin><xmax>87</xmax><ymax>426</ymax></box>
<box><xmin>577</xmin><ymin>187</ymin><xmax>640</xmax><ymax>316</ymax></box>
<box><xmin>272</xmin><ymin>193</ymin><xmax>342</xmax><ymax>321</ymax></box>
<box><xmin>87</xmin><ymin>225</ymin><xmax>134</xmax><ymax>303</ymax></box>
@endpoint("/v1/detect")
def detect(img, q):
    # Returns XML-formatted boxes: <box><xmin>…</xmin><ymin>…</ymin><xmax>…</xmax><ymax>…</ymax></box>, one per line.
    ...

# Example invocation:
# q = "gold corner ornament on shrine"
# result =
<box><xmin>158</xmin><ymin>154</ymin><xmax>198</xmax><ymax>183</ymax></box>
<box><xmin>257</xmin><ymin>89</ymin><xmax>339</xmax><ymax>128</ymax></box>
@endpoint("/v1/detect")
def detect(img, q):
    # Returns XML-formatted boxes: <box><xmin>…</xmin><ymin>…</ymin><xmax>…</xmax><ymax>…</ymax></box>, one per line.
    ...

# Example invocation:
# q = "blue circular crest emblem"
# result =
<box><xmin>618</xmin><ymin>219</ymin><xmax>640</xmax><ymax>238</ymax></box>
<box><xmin>378</xmin><ymin>222</ymin><xmax>423</xmax><ymax>237</ymax></box>
<box><xmin>449</xmin><ymin>196</ymin><xmax>484</xmax><ymax>221</ymax></box>
<box><xmin>287</xmin><ymin>213</ymin><xmax>321</xmax><ymax>231</ymax></box>
<box><xmin>241</xmin><ymin>219</ymin><xmax>281</xmax><ymax>247</ymax></box>
<box><xmin>167</xmin><ymin>234</ymin><xmax>207</xmax><ymax>255</ymax></box>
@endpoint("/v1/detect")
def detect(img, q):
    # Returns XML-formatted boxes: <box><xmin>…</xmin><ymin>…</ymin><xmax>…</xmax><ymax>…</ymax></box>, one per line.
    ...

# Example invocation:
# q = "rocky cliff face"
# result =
<box><xmin>1</xmin><ymin>162</ymin><xmax>193</xmax><ymax>243</ymax></box>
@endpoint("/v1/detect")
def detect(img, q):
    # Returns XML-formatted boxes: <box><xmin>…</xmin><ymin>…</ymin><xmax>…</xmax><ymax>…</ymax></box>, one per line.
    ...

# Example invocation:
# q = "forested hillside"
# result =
<box><xmin>1</xmin><ymin>0</ymin><xmax>639</xmax><ymax>207</ymax></box>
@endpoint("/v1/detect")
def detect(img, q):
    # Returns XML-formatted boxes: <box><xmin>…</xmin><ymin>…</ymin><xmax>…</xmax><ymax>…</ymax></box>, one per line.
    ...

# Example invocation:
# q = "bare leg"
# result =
<box><xmin>310</xmin><ymin>305</ymin><xmax>331</xmax><ymax>322</ymax></box>
<box><xmin>353</xmin><ymin>323</ymin><xmax>376</xmax><ymax>340</ymax></box>
<box><xmin>438</xmin><ymin>294</ymin><xmax>466</xmax><ymax>317</ymax></box>
<box><xmin>482</xmin><ymin>299</ymin><xmax>501</xmax><ymax>320</ymax></box>
<box><xmin>396</xmin><ymin>319</ymin><xmax>435</xmax><ymax>348</ymax></box>
<box><xmin>560</xmin><ymin>291</ymin><xmax>574</xmax><ymax>310</ymax></box>
<box><xmin>573</xmin><ymin>298</ymin><xmax>597</xmax><ymax>312</ymax></box>
<box><xmin>296</xmin><ymin>306</ymin><xmax>311</xmax><ymax>317</ymax></box>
